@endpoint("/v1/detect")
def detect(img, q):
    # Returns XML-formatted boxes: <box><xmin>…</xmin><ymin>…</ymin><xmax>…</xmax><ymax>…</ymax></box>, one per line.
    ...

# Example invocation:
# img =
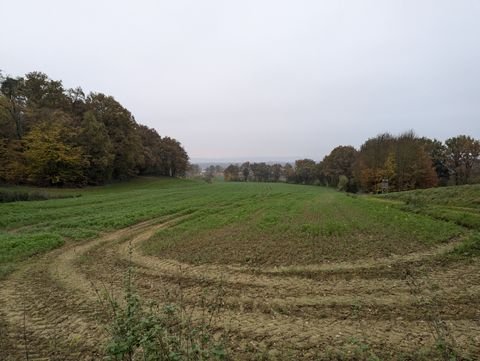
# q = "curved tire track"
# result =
<box><xmin>0</xmin><ymin>215</ymin><xmax>479</xmax><ymax>360</ymax></box>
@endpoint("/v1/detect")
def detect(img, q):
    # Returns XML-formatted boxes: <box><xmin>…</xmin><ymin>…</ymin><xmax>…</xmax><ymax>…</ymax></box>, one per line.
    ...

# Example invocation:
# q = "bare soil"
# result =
<box><xmin>1</xmin><ymin>213</ymin><xmax>479</xmax><ymax>360</ymax></box>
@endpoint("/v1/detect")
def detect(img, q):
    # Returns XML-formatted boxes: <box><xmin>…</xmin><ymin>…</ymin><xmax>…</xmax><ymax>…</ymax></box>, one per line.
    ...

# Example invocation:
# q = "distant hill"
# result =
<box><xmin>191</xmin><ymin>157</ymin><xmax>299</xmax><ymax>170</ymax></box>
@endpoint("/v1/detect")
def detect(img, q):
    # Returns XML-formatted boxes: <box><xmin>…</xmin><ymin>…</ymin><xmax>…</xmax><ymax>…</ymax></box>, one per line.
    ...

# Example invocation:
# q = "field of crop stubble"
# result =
<box><xmin>0</xmin><ymin>178</ymin><xmax>479</xmax><ymax>360</ymax></box>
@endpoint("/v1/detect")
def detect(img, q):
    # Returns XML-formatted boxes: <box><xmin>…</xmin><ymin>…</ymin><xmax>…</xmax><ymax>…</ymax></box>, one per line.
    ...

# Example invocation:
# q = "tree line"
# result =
<box><xmin>224</xmin><ymin>131</ymin><xmax>480</xmax><ymax>193</ymax></box>
<box><xmin>0</xmin><ymin>71</ymin><xmax>188</xmax><ymax>186</ymax></box>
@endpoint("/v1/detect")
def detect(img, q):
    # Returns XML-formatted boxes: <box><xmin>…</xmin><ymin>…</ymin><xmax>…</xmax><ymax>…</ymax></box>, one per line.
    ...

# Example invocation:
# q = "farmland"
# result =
<box><xmin>0</xmin><ymin>178</ymin><xmax>479</xmax><ymax>360</ymax></box>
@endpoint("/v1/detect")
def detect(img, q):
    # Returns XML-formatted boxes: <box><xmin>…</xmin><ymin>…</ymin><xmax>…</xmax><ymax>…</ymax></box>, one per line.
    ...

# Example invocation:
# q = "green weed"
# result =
<box><xmin>99</xmin><ymin>259</ymin><xmax>229</xmax><ymax>361</ymax></box>
<box><xmin>1</xmin><ymin>177</ymin><xmax>473</xmax><ymax>278</ymax></box>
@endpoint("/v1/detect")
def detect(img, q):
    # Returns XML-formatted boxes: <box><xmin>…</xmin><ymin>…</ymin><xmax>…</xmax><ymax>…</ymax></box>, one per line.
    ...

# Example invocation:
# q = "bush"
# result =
<box><xmin>0</xmin><ymin>190</ymin><xmax>49</xmax><ymax>202</ymax></box>
<box><xmin>0</xmin><ymin>189</ymin><xmax>80</xmax><ymax>203</ymax></box>
<box><xmin>337</xmin><ymin>175</ymin><xmax>349</xmax><ymax>192</ymax></box>
<box><xmin>101</xmin><ymin>267</ymin><xmax>229</xmax><ymax>361</ymax></box>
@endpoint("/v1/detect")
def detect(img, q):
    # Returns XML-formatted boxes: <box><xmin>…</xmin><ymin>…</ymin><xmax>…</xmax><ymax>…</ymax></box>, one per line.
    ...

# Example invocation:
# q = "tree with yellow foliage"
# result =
<box><xmin>24</xmin><ymin>121</ymin><xmax>88</xmax><ymax>186</ymax></box>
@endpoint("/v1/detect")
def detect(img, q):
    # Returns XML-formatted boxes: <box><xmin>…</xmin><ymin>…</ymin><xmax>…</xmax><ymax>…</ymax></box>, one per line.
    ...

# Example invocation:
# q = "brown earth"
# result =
<box><xmin>0</xmin><ymin>213</ymin><xmax>479</xmax><ymax>360</ymax></box>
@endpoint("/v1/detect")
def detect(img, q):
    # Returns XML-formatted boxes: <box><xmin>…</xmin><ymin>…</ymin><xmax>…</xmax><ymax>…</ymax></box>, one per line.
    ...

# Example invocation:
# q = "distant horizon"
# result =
<box><xmin>190</xmin><ymin>156</ymin><xmax>301</xmax><ymax>164</ymax></box>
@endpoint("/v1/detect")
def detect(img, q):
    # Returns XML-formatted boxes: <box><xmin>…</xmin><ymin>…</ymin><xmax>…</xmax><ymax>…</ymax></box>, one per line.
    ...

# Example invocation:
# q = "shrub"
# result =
<box><xmin>101</xmin><ymin>267</ymin><xmax>229</xmax><ymax>361</ymax></box>
<box><xmin>0</xmin><ymin>189</ymin><xmax>80</xmax><ymax>203</ymax></box>
<box><xmin>0</xmin><ymin>190</ymin><xmax>49</xmax><ymax>202</ymax></box>
<box><xmin>337</xmin><ymin>175</ymin><xmax>349</xmax><ymax>192</ymax></box>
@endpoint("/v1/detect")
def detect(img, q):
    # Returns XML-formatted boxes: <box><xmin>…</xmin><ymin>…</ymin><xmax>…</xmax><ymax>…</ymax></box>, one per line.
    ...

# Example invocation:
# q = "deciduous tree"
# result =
<box><xmin>224</xmin><ymin>164</ymin><xmax>241</xmax><ymax>181</ymax></box>
<box><xmin>294</xmin><ymin>159</ymin><xmax>317</xmax><ymax>184</ymax></box>
<box><xmin>24</xmin><ymin>121</ymin><xmax>88</xmax><ymax>186</ymax></box>
<box><xmin>321</xmin><ymin>145</ymin><xmax>357</xmax><ymax>187</ymax></box>
<box><xmin>445</xmin><ymin>135</ymin><xmax>480</xmax><ymax>185</ymax></box>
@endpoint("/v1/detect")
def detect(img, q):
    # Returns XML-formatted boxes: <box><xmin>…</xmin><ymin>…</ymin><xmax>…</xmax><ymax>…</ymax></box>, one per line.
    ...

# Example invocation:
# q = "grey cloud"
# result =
<box><xmin>2</xmin><ymin>0</ymin><xmax>479</xmax><ymax>160</ymax></box>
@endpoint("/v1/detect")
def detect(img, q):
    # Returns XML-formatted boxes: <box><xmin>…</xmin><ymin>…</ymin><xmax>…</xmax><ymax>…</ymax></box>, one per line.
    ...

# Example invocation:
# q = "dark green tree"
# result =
<box><xmin>271</xmin><ymin>163</ymin><xmax>283</xmax><ymax>182</ymax></box>
<box><xmin>86</xmin><ymin>93</ymin><xmax>144</xmax><ymax>179</ymax></box>
<box><xmin>0</xmin><ymin>76</ymin><xmax>26</xmax><ymax>139</ymax></box>
<box><xmin>240</xmin><ymin>162</ymin><xmax>250</xmax><ymax>181</ymax></box>
<box><xmin>420</xmin><ymin>137</ymin><xmax>450</xmax><ymax>186</ymax></box>
<box><xmin>224</xmin><ymin>164</ymin><xmax>241</xmax><ymax>181</ymax></box>
<box><xmin>78</xmin><ymin>111</ymin><xmax>115</xmax><ymax>184</ymax></box>
<box><xmin>137</xmin><ymin>125</ymin><xmax>163</xmax><ymax>175</ymax></box>
<box><xmin>321</xmin><ymin>145</ymin><xmax>357</xmax><ymax>187</ymax></box>
<box><xmin>158</xmin><ymin>137</ymin><xmax>189</xmax><ymax>177</ymax></box>
<box><xmin>294</xmin><ymin>159</ymin><xmax>317</xmax><ymax>184</ymax></box>
<box><xmin>445</xmin><ymin>135</ymin><xmax>480</xmax><ymax>185</ymax></box>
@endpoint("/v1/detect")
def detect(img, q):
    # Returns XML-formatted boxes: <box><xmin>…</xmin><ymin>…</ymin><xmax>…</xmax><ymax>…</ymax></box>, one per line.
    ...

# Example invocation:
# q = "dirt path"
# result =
<box><xmin>1</xmin><ymin>214</ymin><xmax>479</xmax><ymax>360</ymax></box>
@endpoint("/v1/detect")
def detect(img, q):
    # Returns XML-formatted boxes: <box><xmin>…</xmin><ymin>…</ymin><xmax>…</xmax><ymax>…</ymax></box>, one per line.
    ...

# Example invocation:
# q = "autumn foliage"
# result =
<box><xmin>0</xmin><ymin>71</ymin><xmax>189</xmax><ymax>186</ymax></box>
<box><xmin>354</xmin><ymin>132</ymin><xmax>439</xmax><ymax>192</ymax></box>
<box><xmin>224</xmin><ymin>131</ymin><xmax>480</xmax><ymax>193</ymax></box>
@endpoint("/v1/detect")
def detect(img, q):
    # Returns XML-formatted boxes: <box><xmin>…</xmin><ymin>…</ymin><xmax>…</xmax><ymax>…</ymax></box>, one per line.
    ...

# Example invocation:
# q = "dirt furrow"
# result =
<box><xmin>1</xmin><ymin>215</ymin><xmax>479</xmax><ymax>359</ymax></box>
<box><xmin>97</xmin><ymin>220</ymin><xmax>480</xmax><ymax>355</ymax></box>
<box><xmin>0</xmin><ymin>216</ymin><xmax>183</xmax><ymax>360</ymax></box>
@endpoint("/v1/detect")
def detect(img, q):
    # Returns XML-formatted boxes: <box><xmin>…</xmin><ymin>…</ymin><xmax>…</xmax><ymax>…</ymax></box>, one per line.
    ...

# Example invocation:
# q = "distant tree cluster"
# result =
<box><xmin>224</xmin><ymin>162</ymin><xmax>285</xmax><ymax>182</ymax></box>
<box><xmin>203</xmin><ymin>165</ymin><xmax>224</xmax><ymax>183</ymax></box>
<box><xmin>224</xmin><ymin>131</ymin><xmax>480</xmax><ymax>193</ymax></box>
<box><xmin>0</xmin><ymin>71</ymin><xmax>188</xmax><ymax>186</ymax></box>
<box><xmin>185</xmin><ymin>163</ymin><xmax>202</xmax><ymax>178</ymax></box>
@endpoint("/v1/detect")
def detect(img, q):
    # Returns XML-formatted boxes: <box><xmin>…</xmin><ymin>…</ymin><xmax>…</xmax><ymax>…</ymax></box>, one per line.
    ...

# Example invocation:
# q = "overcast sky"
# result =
<box><xmin>2</xmin><ymin>0</ymin><xmax>480</xmax><ymax>161</ymax></box>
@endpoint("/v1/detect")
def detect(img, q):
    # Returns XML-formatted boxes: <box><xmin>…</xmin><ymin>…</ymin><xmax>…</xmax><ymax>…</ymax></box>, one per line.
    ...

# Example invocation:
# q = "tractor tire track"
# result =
<box><xmin>1</xmin><ymin>214</ymin><xmax>479</xmax><ymax>360</ymax></box>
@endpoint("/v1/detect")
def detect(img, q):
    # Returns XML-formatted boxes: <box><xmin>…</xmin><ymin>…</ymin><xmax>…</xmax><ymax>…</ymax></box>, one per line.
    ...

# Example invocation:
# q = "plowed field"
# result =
<box><xmin>1</xmin><ymin>179</ymin><xmax>479</xmax><ymax>360</ymax></box>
